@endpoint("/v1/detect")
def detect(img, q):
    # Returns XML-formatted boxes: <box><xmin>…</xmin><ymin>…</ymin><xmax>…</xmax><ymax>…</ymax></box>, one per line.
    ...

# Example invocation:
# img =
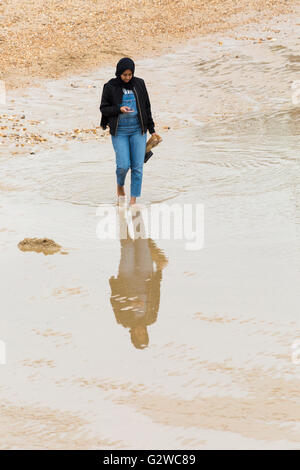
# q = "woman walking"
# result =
<box><xmin>100</xmin><ymin>57</ymin><xmax>159</xmax><ymax>206</ymax></box>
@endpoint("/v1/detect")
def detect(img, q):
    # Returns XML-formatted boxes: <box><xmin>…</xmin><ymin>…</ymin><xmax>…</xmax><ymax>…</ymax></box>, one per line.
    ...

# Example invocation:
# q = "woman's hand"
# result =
<box><xmin>150</xmin><ymin>132</ymin><xmax>160</xmax><ymax>140</ymax></box>
<box><xmin>120</xmin><ymin>106</ymin><xmax>134</xmax><ymax>113</ymax></box>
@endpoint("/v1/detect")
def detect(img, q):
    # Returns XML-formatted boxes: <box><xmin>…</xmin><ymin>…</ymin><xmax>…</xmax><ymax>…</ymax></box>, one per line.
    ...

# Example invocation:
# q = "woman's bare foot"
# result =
<box><xmin>129</xmin><ymin>196</ymin><xmax>137</xmax><ymax>206</ymax></box>
<box><xmin>117</xmin><ymin>195</ymin><xmax>127</xmax><ymax>207</ymax></box>
<box><xmin>117</xmin><ymin>184</ymin><xmax>125</xmax><ymax>196</ymax></box>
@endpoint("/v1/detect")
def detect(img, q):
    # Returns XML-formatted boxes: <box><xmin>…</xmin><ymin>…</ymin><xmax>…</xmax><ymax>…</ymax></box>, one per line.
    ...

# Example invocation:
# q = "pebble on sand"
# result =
<box><xmin>18</xmin><ymin>237</ymin><xmax>63</xmax><ymax>255</ymax></box>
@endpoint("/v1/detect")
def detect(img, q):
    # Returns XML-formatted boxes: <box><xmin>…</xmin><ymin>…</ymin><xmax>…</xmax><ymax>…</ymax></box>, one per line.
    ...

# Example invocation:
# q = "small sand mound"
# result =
<box><xmin>18</xmin><ymin>237</ymin><xmax>62</xmax><ymax>255</ymax></box>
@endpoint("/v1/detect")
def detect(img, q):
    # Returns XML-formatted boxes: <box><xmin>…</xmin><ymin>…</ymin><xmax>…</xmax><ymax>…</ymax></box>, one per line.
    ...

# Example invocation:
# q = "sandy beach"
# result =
<box><xmin>1</xmin><ymin>0</ymin><xmax>300</xmax><ymax>451</ymax></box>
<box><xmin>0</xmin><ymin>0</ymin><xmax>297</xmax><ymax>91</ymax></box>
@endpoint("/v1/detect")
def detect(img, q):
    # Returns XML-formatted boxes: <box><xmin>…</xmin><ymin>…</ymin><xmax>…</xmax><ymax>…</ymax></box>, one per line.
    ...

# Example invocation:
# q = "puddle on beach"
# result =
<box><xmin>0</xmin><ymin>12</ymin><xmax>300</xmax><ymax>449</ymax></box>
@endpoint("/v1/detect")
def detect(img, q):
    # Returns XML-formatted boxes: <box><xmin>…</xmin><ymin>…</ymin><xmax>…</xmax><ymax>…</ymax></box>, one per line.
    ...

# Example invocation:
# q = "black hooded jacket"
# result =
<box><xmin>99</xmin><ymin>77</ymin><xmax>155</xmax><ymax>136</ymax></box>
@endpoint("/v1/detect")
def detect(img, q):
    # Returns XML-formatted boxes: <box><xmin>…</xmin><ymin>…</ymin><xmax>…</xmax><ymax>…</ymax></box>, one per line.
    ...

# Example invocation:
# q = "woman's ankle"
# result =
<box><xmin>117</xmin><ymin>184</ymin><xmax>125</xmax><ymax>196</ymax></box>
<box><xmin>129</xmin><ymin>197</ymin><xmax>137</xmax><ymax>205</ymax></box>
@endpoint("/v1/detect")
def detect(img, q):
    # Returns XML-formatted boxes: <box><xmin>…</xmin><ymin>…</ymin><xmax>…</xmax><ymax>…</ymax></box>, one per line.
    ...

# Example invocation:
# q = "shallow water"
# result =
<box><xmin>0</xmin><ymin>11</ymin><xmax>300</xmax><ymax>449</ymax></box>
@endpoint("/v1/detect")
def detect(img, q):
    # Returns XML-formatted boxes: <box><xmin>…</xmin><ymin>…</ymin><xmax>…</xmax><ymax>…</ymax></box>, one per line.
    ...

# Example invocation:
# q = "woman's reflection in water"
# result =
<box><xmin>109</xmin><ymin>207</ymin><xmax>168</xmax><ymax>349</ymax></box>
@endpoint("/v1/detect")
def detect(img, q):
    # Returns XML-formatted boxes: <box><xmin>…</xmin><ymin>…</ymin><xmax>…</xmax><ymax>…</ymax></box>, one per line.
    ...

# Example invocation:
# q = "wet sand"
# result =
<box><xmin>0</xmin><ymin>0</ymin><xmax>297</xmax><ymax>91</ymax></box>
<box><xmin>1</xmin><ymin>3</ymin><xmax>300</xmax><ymax>450</ymax></box>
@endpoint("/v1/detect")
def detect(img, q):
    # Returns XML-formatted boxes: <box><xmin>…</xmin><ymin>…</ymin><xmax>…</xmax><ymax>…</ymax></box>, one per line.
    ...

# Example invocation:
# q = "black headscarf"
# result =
<box><xmin>115</xmin><ymin>57</ymin><xmax>136</xmax><ymax>89</ymax></box>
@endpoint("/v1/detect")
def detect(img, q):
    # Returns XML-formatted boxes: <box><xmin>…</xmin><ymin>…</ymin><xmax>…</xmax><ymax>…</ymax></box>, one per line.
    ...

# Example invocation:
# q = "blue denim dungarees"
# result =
<box><xmin>111</xmin><ymin>88</ymin><xmax>147</xmax><ymax>198</ymax></box>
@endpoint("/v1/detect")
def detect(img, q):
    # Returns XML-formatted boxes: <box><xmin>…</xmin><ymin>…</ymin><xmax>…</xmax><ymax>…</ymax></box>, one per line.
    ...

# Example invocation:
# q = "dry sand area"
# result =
<box><xmin>0</xmin><ymin>0</ymin><xmax>298</xmax><ymax>91</ymax></box>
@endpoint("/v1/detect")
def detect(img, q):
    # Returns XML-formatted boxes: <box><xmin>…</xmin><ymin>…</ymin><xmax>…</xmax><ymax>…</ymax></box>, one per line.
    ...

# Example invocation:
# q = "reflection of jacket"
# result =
<box><xmin>109</xmin><ymin>269</ymin><xmax>162</xmax><ymax>328</ymax></box>
<box><xmin>99</xmin><ymin>77</ymin><xmax>155</xmax><ymax>136</ymax></box>
<box><xmin>109</xmin><ymin>238</ymin><xmax>166</xmax><ymax>328</ymax></box>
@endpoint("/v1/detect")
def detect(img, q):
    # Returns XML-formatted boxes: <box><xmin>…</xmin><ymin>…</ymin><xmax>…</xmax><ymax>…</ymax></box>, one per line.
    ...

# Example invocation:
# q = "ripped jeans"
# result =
<box><xmin>111</xmin><ymin>116</ymin><xmax>147</xmax><ymax>198</ymax></box>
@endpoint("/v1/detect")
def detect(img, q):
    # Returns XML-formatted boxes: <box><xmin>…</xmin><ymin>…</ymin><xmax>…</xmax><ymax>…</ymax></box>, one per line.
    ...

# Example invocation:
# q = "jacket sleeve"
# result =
<box><xmin>100</xmin><ymin>83</ymin><xmax>122</xmax><ymax>117</ymax></box>
<box><xmin>142</xmin><ymin>80</ymin><xmax>155</xmax><ymax>134</ymax></box>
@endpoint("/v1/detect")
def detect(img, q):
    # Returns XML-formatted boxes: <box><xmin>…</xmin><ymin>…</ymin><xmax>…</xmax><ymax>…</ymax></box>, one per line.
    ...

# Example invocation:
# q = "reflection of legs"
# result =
<box><xmin>119</xmin><ymin>238</ymin><xmax>135</xmax><ymax>276</ymax></box>
<box><xmin>135</xmin><ymin>237</ymin><xmax>153</xmax><ymax>275</ymax></box>
<box><xmin>129</xmin><ymin>205</ymin><xmax>147</xmax><ymax>239</ymax></box>
<box><xmin>129</xmin><ymin>131</ymin><xmax>147</xmax><ymax>198</ymax></box>
<box><xmin>118</xmin><ymin>206</ymin><xmax>132</xmax><ymax>241</ymax></box>
<box><xmin>111</xmin><ymin>134</ymin><xmax>130</xmax><ymax>190</ymax></box>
